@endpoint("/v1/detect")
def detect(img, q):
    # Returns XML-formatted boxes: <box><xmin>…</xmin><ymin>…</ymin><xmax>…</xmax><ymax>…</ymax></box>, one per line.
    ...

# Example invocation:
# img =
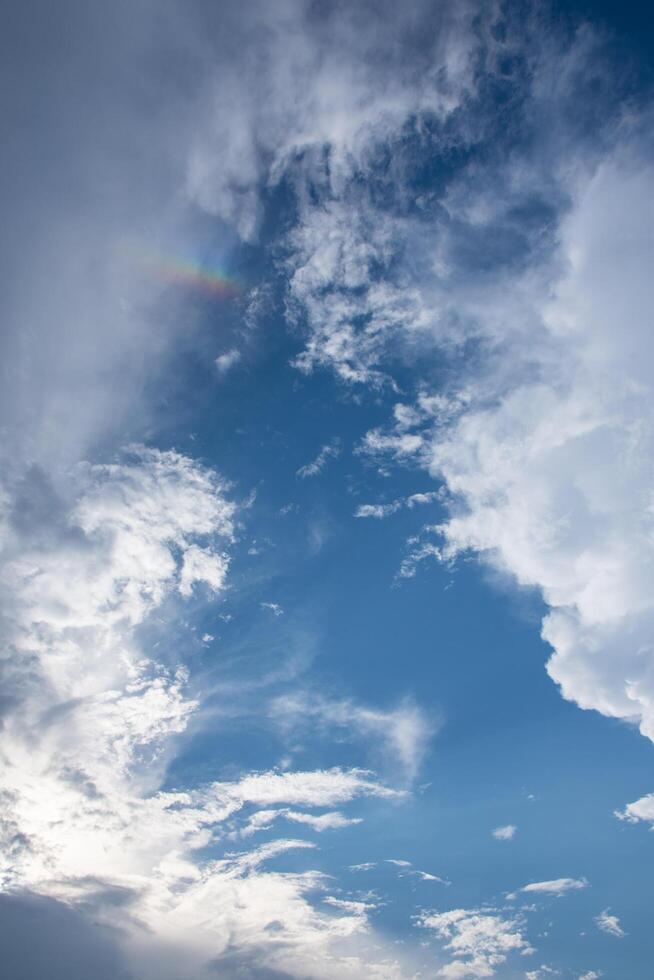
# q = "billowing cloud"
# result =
<box><xmin>0</xmin><ymin>443</ymin><xmax>411</xmax><ymax>977</ymax></box>
<box><xmin>615</xmin><ymin>792</ymin><xmax>654</xmax><ymax>825</ymax></box>
<box><xmin>421</xmin><ymin>148</ymin><xmax>654</xmax><ymax>766</ymax></box>
<box><xmin>418</xmin><ymin>907</ymin><xmax>533</xmax><ymax>978</ymax></box>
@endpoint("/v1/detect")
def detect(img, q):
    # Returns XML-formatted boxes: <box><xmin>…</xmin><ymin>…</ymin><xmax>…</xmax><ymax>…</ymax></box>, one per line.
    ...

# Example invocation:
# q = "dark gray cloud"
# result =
<box><xmin>0</xmin><ymin>892</ymin><xmax>133</xmax><ymax>980</ymax></box>
<box><xmin>0</xmin><ymin>1</ymin><xmax>210</xmax><ymax>467</ymax></box>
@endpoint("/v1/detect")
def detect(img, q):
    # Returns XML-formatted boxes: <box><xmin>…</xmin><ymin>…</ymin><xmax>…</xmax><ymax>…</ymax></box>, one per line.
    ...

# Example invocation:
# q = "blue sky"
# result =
<box><xmin>1</xmin><ymin>2</ymin><xmax>654</xmax><ymax>978</ymax></box>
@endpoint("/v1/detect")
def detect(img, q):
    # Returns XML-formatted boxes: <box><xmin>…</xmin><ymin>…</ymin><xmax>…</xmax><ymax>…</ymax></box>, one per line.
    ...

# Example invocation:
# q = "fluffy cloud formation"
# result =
<box><xmin>595</xmin><ymin>909</ymin><xmax>625</xmax><ymax>939</ymax></box>
<box><xmin>615</xmin><ymin>792</ymin><xmax>654</xmax><ymax>825</ymax></box>
<box><xmin>492</xmin><ymin>825</ymin><xmax>516</xmax><ymax>841</ymax></box>
<box><xmin>423</xmin><ymin>150</ymin><xmax>654</xmax><ymax>754</ymax></box>
<box><xmin>215</xmin><ymin>349</ymin><xmax>242</xmax><ymax>375</ymax></box>
<box><xmin>419</xmin><ymin>907</ymin><xmax>533</xmax><ymax>978</ymax></box>
<box><xmin>0</xmin><ymin>445</ymin><xmax>414</xmax><ymax>978</ymax></box>
<box><xmin>0</xmin><ymin>447</ymin><xmax>233</xmax><ymax>890</ymax></box>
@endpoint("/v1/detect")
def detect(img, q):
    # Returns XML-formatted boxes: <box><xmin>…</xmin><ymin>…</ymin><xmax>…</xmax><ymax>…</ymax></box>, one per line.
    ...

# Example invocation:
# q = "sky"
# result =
<box><xmin>1</xmin><ymin>2</ymin><xmax>653</xmax><ymax>978</ymax></box>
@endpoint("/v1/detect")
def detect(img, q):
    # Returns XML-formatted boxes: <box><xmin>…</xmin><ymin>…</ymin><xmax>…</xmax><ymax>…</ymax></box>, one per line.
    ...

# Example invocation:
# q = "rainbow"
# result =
<box><xmin>127</xmin><ymin>242</ymin><xmax>243</xmax><ymax>298</ymax></box>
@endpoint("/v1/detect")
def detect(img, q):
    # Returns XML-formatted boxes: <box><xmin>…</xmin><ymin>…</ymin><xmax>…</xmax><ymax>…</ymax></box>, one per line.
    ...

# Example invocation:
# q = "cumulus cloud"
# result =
<box><xmin>492</xmin><ymin>825</ymin><xmax>517</xmax><ymax>841</ymax></box>
<box><xmin>423</xmin><ymin>148</ymin><xmax>654</xmax><ymax>765</ymax></box>
<box><xmin>0</xmin><ymin>447</ymin><xmax>234</xmax><ymax>888</ymax></box>
<box><xmin>595</xmin><ymin>909</ymin><xmax>625</xmax><ymax>939</ymax></box>
<box><xmin>419</xmin><ymin>907</ymin><xmax>533</xmax><ymax>978</ymax></box>
<box><xmin>615</xmin><ymin>792</ymin><xmax>654</xmax><ymax>825</ymax></box>
<box><xmin>0</xmin><ymin>443</ymin><xmax>411</xmax><ymax>978</ymax></box>
<box><xmin>215</xmin><ymin>349</ymin><xmax>242</xmax><ymax>375</ymax></box>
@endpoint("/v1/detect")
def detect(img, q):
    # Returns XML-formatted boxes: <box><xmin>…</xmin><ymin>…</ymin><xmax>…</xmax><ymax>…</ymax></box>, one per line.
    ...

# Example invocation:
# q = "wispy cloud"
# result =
<box><xmin>296</xmin><ymin>439</ymin><xmax>342</xmax><ymax>478</ymax></box>
<box><xmin>261</xmin><ymin>601</ymin><xmax>284</xmax><ymax>616</ymax></box>
<box><xmin>387</xmin><ymin>859</ymin><xmax>449</xmax><ymax>885</ymax></box>
<box><xmin>271</xmin><ymin>692</ymin><xmax>437</xmax><ymax>784</ymax></box>
<box><xmin>355</xmin><ymin>491</ymin><xmax>441</xmax><ymax>520</ymax></box>
<box><xmin>516</xmin><ymin>878</ymin><xmax>588</xmax><ymax>898</ymax></box>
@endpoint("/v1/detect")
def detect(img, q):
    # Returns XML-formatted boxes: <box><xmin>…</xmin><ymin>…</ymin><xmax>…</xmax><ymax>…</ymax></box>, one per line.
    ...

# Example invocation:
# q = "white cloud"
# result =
<box><xmin>419</xmin><ymin>151</ymin><xmax>654</xmax><ymax>790</ymax></box>
<box><xmin>261</xmin><ymin>601</ymin><xmax>284</xmax><ymax>616</ymax></box>
<box><xmin>232</xmin><ymin>802</ymin><xmax>370</xmax><ymax>841</ymax></box>
<box><xmin>386</xmin><ymin>859</ymin><xmax>449</xmax><ymax>884</ymax></box>
<box><xmin>187</xmin><ymin>2</ymin><xmax>477</xmax><ymax>243</ymax></box>
<box><xmin>271</xmin><ymin>692</ymin><xmax>436</xmax><ymax>783</ymax></box>
<box><xmin>414</xmin><ymin>871</ymin><xmax>450</xmax><ymax>883</ymax></box>
<box><xmin>296</xmin><ymin>439</ymin><xmax>342</xmax><ymax>478</ymax></box>
<box><xmin>356</xmin><ymin>502</ymin><xmax>403</xmax><ymax>519</ymax></box>
<box><xmin>226</xmin><ymin>767</ymin><xmax>398</xmax><ymax>808</ymax></box>
<box><xmin>419</xmin><ymin>907</ymin><xmax>533</xmax><ymax>978</ymax></box>
<box><xmin>215</xmin><ymin>348</ymin><xmax>242</xmax><ymax>374</ymax></box>
<box><xmin>595</xmin><ymin>909</ymin><xmax>625</xmax><ymax>938</ymax></box>
<box><xmin>492</xmin><ymin>825</ymin><xmax>517</xmax><ymax>841</ymax></box>
<box><xmin>0</xmin><ymin>443</ymin><xmax>418</xmax><ymax>978</ymax></box>
<box><xmin>399</xmin><ymin>532</ymin><xmax>443</xmax><ymax>579</ymax></box>
<box><xmin>519</xmin><ymin>879</ymin><xmax>588</xmax><ymax>897</ymax></box>
<box><xmin>615</xmin><ymin>792</ymin><xmax>654</xmax><ymax>825</ymax></box>
<box><xmin>355</xmin><ymin>491</ymin><xmax>441</xmax><ymax>520</ymax></box>
<box><xmin>285</xmin><ymin>810</ymin><xmax>362</xmax><ymax>831</ymax></box>
<box><xmin>578</xmin><ymin>972</ymin><xmax>602</xmax><ymax>979</ymax></box>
